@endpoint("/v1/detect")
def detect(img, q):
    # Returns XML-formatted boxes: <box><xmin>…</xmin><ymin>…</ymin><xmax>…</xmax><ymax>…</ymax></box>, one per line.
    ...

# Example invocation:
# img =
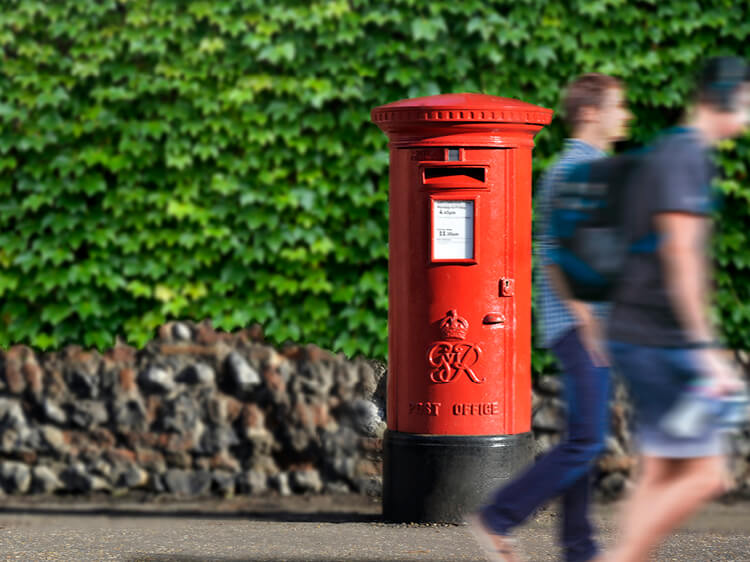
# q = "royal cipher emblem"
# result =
<box><xmin>428</xmin><ymin>309</ymin><xmax>483</xmax><ymax>384</ymax></box>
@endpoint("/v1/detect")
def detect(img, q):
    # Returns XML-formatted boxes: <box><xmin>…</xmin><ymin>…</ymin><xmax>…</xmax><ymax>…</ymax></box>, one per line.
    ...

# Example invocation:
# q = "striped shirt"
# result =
<box><xmin>534</xmin><ymin>139</ymin><xmax>609</xmax><ymax>348</ymax></box>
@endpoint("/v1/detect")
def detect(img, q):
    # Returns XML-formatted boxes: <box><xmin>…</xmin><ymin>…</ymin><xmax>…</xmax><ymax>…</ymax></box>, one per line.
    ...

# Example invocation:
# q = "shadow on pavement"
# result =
<box><xmin>0</xmin><ymin>505</ymin><xmax>381</xmax><ymax>523</ymax></box>
<box><xmin>127</xmin><ymin>553</ymin><xmax>458</xmax><ymax>562</ymax></box>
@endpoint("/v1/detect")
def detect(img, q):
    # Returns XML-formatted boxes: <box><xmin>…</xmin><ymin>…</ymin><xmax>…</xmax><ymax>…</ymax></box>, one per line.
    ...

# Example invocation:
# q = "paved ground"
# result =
<box><xmin>0</xmin><ymin>494</ymin><xmax>748</xmax><ymax>561</ymax></box>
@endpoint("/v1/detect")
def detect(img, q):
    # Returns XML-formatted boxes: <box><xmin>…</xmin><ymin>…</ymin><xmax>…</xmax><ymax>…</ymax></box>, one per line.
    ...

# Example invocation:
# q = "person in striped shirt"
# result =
<box><xmin>469</xmin><ymin>74</ymin><xmax>632</xmax><ymax>562</ymax></box>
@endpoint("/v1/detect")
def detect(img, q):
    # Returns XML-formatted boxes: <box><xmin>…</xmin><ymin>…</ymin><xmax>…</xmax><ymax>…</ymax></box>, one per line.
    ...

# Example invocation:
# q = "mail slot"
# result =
<box><xmin>423</xmin><ymin>166</ymin><xmax>487</xmax><ymax>187</ymax></box>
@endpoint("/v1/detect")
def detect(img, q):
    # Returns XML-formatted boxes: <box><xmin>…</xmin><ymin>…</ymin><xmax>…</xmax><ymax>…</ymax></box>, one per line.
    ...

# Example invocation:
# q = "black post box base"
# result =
<box><xmin>382</xmin><ymin>429</ymin><xmax>534</xmax><ymax>523</ymax></box>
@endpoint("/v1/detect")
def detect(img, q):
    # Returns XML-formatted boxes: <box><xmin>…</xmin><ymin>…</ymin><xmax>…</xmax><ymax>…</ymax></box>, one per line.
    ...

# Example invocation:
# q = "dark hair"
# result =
<box><xmin>696</xmin><ymin>56</ymin><xmax>749</xmax><ymax>111</ymax></box>
<box><xmin>562</xmin><ymin>73</ymin><xmax>623</xmax><ymax>128</ymax></box>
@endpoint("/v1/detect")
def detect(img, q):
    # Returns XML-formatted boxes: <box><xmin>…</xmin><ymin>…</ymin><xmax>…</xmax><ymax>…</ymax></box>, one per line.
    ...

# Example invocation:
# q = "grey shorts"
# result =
<box><xmin>609</xmin><ymin>340</ymin><xmax>727</xmax><ymax>458</ymax></box>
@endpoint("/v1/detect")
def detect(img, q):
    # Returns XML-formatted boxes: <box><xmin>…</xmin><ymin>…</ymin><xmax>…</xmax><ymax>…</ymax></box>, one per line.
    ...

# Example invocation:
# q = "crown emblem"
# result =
<box><xmin>439</xmin><ymin>309</ymin><xmax>469</xmax><ymax>340</ymax></box>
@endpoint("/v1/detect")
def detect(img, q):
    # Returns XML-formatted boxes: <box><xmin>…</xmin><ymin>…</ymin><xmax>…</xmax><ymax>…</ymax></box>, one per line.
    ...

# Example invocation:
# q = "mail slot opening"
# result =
<box><xmin>424</xmin><ymin>167</ymin><xmax>486</xmax><ymax>185</ymax></box>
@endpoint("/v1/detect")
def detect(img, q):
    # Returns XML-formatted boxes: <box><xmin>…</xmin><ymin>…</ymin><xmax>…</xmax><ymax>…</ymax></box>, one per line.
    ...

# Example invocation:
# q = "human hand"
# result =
<box><xmin>572</xmin><ymin>305</ymin><xmax>609</xmax><ymax>367</ymax></box>
<box><xmin>698</xmin><ymin>349</ymin><xmax>745</xmax><ymax>397</ymax></box>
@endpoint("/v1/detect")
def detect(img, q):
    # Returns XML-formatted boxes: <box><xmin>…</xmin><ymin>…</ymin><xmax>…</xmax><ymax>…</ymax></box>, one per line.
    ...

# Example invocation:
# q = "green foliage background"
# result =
<box><xmin>1</xmin><ymin>1</ymin><xmax>749</xmax><ymax>370</ymax></box>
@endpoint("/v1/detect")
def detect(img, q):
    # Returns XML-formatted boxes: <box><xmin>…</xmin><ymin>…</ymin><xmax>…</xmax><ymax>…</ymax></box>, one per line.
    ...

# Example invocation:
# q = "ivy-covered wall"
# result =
<box><xmin>0</xmin><ymin>1</ymin><xmax>748</xmax><ymax>370</ymax></box>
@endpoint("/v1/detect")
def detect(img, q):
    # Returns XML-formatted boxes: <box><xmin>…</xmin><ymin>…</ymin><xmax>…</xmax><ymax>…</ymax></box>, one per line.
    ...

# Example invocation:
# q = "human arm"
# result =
<box><xmin>545</xmin><ymin>264</ymin><xmax>608</xmax><ymax>366</ymax></box>
<box><xmin>655</xmin><ymin>212</ymin><xmax>742</xmax><ymax>394</ymax></box>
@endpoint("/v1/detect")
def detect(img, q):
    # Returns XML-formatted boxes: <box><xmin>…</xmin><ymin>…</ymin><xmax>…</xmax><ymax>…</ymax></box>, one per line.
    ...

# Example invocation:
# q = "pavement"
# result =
<box><xmin>0</xmin><ymin>494</ymin><xmax>748</xmax><ymax>561</ymax></box>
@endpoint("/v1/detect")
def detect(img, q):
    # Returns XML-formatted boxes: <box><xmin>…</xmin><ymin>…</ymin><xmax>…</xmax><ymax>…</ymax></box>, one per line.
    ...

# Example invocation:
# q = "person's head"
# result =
<box><xmin>562</xmin><ymin>73</ymin><xmax>632</xmax><ymax>149</ymax></box>
<box><xmin>693</xmin><ymin>56</ymin><xmax>750</xmax><ymax>140</ymax></box>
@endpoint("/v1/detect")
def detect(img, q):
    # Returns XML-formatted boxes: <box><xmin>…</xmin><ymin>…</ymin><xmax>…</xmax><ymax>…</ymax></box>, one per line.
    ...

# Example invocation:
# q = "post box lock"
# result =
<box><xmin>482</xmin><ymin>313</ymin><xmax>505</xmax><ymax>325</ymax></box>
<box><xmin>500</xmin><ymin>278</ymin><xmax>515</xmax><ymax>297</ymax></box>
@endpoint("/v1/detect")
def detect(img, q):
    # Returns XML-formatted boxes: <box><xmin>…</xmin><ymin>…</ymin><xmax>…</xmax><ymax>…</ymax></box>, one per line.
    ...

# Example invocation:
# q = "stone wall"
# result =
<box><xmin>0</xmin><ymin>322</ymin><xmax>748</xmax><ymax>501</ymax></box>
<box><xmin>0</xmin><ymin>321</ymin><xmax>385</xmax><ymax>497</ymax></box>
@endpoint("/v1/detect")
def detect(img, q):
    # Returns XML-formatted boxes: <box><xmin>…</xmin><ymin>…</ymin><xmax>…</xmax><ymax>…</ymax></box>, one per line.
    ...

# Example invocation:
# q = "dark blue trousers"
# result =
<box><xmin>479</xmin><ymin>328</ymin><xmax>610</xmax><ymax>562</ymax></box>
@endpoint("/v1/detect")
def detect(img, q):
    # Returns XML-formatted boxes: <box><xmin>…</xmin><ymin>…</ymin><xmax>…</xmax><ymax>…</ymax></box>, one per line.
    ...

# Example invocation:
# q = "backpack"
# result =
<box><xmin>547</xmin><ymin>152</ymin><xmax>641</xmax><ymax>302</ymax></box>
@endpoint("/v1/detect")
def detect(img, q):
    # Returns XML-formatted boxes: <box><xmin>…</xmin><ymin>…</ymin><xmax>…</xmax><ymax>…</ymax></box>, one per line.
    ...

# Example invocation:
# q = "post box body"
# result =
<box><xmin>372</xmin><ymin>94</ymin><xmax>552</xmax><ymax>522</ymax></box>
<box><xmin>389</xmin><ymin>145</ymin><xmax>531</xmax><ymax>436</ymax></box>
<box><xmin>373</xmin><ymin>94</ymin><xmax>553</xmax><ymax>436</ymax></box>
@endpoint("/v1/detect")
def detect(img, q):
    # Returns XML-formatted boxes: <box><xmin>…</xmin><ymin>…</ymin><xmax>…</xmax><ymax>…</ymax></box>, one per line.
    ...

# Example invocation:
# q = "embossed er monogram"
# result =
<box><xmin>427</xmin><ymin>309</ymin><xmax>484</xmax><ymax>384</ymax></box>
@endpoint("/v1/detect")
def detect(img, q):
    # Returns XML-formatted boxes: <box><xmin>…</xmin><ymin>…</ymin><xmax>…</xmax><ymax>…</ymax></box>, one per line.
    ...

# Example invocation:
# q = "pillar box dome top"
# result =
<box><xmin>371</xmin><ymin>93</ymin><xmax>553</xmax><ymax>147</ymax></box>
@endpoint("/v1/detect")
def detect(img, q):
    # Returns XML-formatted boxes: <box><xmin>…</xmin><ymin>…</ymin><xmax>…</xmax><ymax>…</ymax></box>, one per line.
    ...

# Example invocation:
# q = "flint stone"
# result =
<box><xmin>0</xmin><ymin>429</ymin><xmax>22</xmax><ymax>454</ymax></box>
<box><xmin>197</xmin><ymin>426</ymin><xmax>239</xmax><ymax>455</ymax></box>
<box><xmin>172</xmin><ymin>322</ymin><xmax>192</xmax><ymax>341</ymax></box>
<box><xmin>210</xmin><ymin>451</ymin><xmax>241</xmax><ymax>473</ymax></box>
<box><xmin>276</xmin><ymin>357</ymin><xmax>294</xmax><ymax>384</ymax></box>
<box><xmin>135</xmin><ymin>448</ymin><xmax>167</xmax><ymax>474</ymax></box>
<box><xmin>176</xmin><ymin>363</ymin><xmax>215</xmax><ymax>385</ymax></box>
<box><xmin>258</xmin><ymin>455</ymin><xmax>282</xmax><ymax>475</ymax></box>
<box><xmin>207</xmin><ymin>395</ymin><xmax>243</xmax><ymax>426</ymax></box>
<box><xmin>536</xmin><ymin>375</ymin><xmax>563</xmax><ymax>396</ymax></box>
<box><xmin>368</xmin><ymin>359</ymin><xmax>388</xmax><ymax>403</ymax></box>
<box><xmin>61</xmin><ymin>463</ymin><xmax>111</xmax><ymax>493</ymax></box>
<box><xmin>32</xmin><ymin>465</ymin><xmax>63</xmax><ymax>494</ymax></box>
<box><xmin>322</xmin><ymin>426</ymin><xmax>359</xmax><ymax>457</ymax></box>
<box><xmin>164</xmin><ymin>451</ymin><xmax>192</xmax><ymax>469</ymax></box>
<box><xmin>163</xmin><ymin>469</ymin><xmax>212</xmax><ymax>496</ymax></box>
<box><xmin>532</xmin><ymin>399</ymin><xmax>564</xmax><ymax>433</ymax></box>
<box><xmin>161</xmin><ymin>393</ymin><xmax>199</xmax><ymax>433</ymax></box>
<box><xmin>149</xmin><ymin>473</ymin><xmax>167</xmax><ymax>493</ymax></box>
<box><xmin>532</xmin><ymin>390</ymin><xmax>543</xmax><ymax>411</ymax></box>
<box><xmin>284</xmin><ymin>424</ymin><xmax>312</xmax><ymax>452</ymax></box>
<box><xmin>0</xmin><ymin>398</ymin><xmax>27</xmax><ymax>430</ymax></box>
<box><xmin>236</xmin><ymin>470</ymin><xmax>268</xmax><ymax>495</ymax></box>
<box><xmin>22</xmin><ymin>359</ymin><xmax>44</xmax><ymax>395</ymax></box>
<box><xmin>0</xmin><ymin>461</ymin><xmax>31</xmax><ymax>494</ymax></box>
<box><xmin>331</xmin><ymin>457</ymin><xmax>357</xmax><ymax>480</ymax></box>
<box><xmin>731</xmin><ymin>434</ymin><xmax>750</xmax><ymax>458</ymax></box>
<box><xmin>91</xmin><ymin>458</ymin><xmax>113</xmax><ymax>479</ymax></box>
<box><xmin>3</xmin><ymin>358</ymin><xmax>26</xmax><ymax>394</ymax></box>
<box><xmin>40</xmin><ymin>425</ymin><xmax>68</xmax><ymax>455</ymax></box>
<box><xmin>290</xmin><ymin>469</ymin><xmax>323</xmax><ymax>494</ymax></box>
<box><xmin>138</xmin><ymin>366</ymin><xmax>175</xmax><ymax>394</ymax></box>
<box><xmin>323</xmin><ymin>480</ymin><xmax>351</xmax><ymax>494</ymax></box>
<box><xmin>98</xmin><ymin>368</ymin><xmax>121</xmax><ymax>397</ymax></box>
<box><xmin>598</xmin><ymin>454</ymin><xmax>636</xmax><ymax>473</ymax></box>
<box><xmin>68</xmin><ymin>400</ymin><xmax>108</xmax><ymax>429</ymax></box>
<box><xmin>354</xmin><ymin>475</ymin><xmax>382</xmax><ymax>497</ymax></box>
<box><xmin>226</xmin><ymin>352</ymin><xmax>261</xmax><ymax>393</ymax></box>
<box><xmin>212</xmin><ymin>470</ymin><xmax>235</xmax><ymax>497</ymax></box>
<box><xmin>533</xmin><ymin>433</ymin><xmax>558</xmax><ymax>457</ymax></box>
<box><xmin>66</xmin><ymin>369</ymin><xmax>99</xmax><ymax>399</ymax></box>
<box><xmin>269</xmin><ymin>472</ymin><xmax>291</xmax><ymax>496</ymax></box>
<box><xmin>356</xmin><ymin>361</ymin><xmax>378</xmax><ymax>399</ymax></box>
<box><xmin>43</xmin><ymin>399</ymin><xmax>67</xmax><ymax>425</ymax></box>
<box><xmin>604</xmin><ymin>435</ymin><xmax>626</xmax><ymax>457</ymax></box>
<box><xmin>334</xmin><ymin>363</ymin><xmax>359</xmax><ymax>402</ymax></box>
<box><xmin>115</xmin><ymin>464</ymin><xmax>149</xmax><ymax>489</ymax></box>
<box><xmin>112</xmin><ymin>397</ymin><xmax>148</xmax><ymax>431</ymax></box>
<box><xmin>22</xmin><ymin>429</ymin><xmax>44</xmax><ymax>452</ymax></box>
<box><xmin>293</xmin><ymin>363</ymin><xmax>333</xmax><ymax>400</ymax></box>
<box><xmin>598</xmin><ymin>471</ymin><xmax>627</xmax><ymax>500</ymax></box>
<box><xmin>348</xmin><ymin>399</ymin><xmax>383</xmax><ymax>437</ymax></box>
<box><xmin>245</xmin><ymin>427</ymin><xmax>276</xmax><ymax>456</ymax></box>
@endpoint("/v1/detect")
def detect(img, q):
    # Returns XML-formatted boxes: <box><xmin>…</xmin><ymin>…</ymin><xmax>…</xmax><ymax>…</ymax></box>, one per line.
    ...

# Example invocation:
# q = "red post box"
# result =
<box><xmin>371</xmin><ymin>93</ymin><xmax>552</xmax><ymax>522</ymax></box>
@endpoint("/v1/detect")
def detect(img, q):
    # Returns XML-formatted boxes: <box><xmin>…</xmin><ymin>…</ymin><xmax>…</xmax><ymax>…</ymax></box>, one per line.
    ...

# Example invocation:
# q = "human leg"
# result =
<box><xmin>480</xmin><ymin>329</ymin><xmax>608</xmax><ymax>544</ymax></box>
<box><xmin>558</xmin><ymin>333</ymin><xmax>611</xmax><ymax>562</ymax></box>
<box><xmin>607</xmin><ymin>455</ymin><xmax>727</xmax><ymax>562</ymax></box>
<box><xmin>560</xmin><ymin>472</ymin><xmax>597</xmax><ymax>562</ymax></box>
<box><xmin>605</xmin><ymin>343</ymin><xmax>730</xmax><ymax>561</ymax></box>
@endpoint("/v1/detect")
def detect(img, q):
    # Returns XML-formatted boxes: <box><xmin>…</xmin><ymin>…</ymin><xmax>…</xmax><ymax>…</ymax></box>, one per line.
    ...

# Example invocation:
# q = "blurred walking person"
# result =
<box><xmin>605</xmin><ymin>56</ymin><xmax>750</xmax><ymax>562</ymax></box>
<box><xmin>468</xmin><ymin>73</ymin><xmax>632</xmax><ymax>562</ymax></box>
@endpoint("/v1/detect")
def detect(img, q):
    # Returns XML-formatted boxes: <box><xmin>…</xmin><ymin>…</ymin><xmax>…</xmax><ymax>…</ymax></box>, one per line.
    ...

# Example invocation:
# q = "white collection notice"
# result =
<box><xmin>432</xmin><ymin>200</ymin><xmax>474</xmax><ymax>260</ymax></box>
